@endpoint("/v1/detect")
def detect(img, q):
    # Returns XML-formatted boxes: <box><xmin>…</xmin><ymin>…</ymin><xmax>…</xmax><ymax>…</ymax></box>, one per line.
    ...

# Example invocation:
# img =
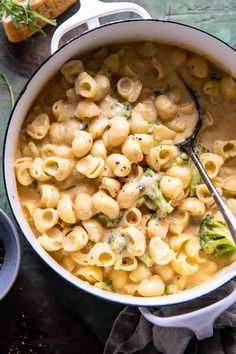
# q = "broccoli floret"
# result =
<box><xmin>175</xmin><ymin>151</ymin><xmax>189</xmax><ymax>166</ymax></box>
<box><xmin>95</xmin><ymin>278</ymin><xmax>114</xmax><ymax>292</ymax></box>
<box><xmin>165</xmin><ymin>284</ymin><xmax>178</xmax><ymax>295</ymax></box>
<box><xmin>97</xmin><ymin>213</ymin><xmax>122</xmax><ymax>228</ymax></box>
<box><xmin>193</xmin><ymin>140</ymin><xmax>210</xmax><ymax>156</ymax></box>
<box><xmin>59</xmin><ymin>220</ymin><xmax>75</xmax><ymax>228</ymax></box>
<box><xmin>188</xmin><ymin>141</ymin><xmax>206</xmax><ymax>196</ymax></box>
<box><xmin>136</xmin><ymin>196</ymin><xmax>145</xmax><ymax>207</ymax></box>
<box><xmin>199</xmin><ymin>214</ymin><xmax>236</xmax><ymax>258</ymax></box>
<box><xmin>189</xmin><ymin>170</ymin><xmax>201</xmax><ymax>196</ymax></box>
<box><xmin>144</xmin><ymin>168</ymin><xmax>156</xmax><ymax>177</ymax></box>
<box><xmin>139</xmin><ymin>169</ymin><xmax>174</xmax><ymax>217</ymax></box>
<box><xmin>138</xmin><ymin>252</ymin><xmax>154</xmax><ymax>267</ymax></box>
<box><xmin>123</xmin><ymin>101</ymin><xmax>132</xmax><ymax>118</ymax></box>
<box><xmin>108</xmin><ymin>234</ymin><xmax>127</xmax><ymax>254</ymax></box>
<box><xmin>143</xmin><ymin>184</ymin><xmax>173</xmax><ymax>212</ymax></box>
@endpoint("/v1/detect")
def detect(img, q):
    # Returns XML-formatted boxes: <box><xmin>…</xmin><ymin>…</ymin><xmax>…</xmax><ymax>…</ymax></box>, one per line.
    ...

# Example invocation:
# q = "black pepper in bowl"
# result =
<box><xmin>0</xmin><ymin>241</ymin><xmax>5</xmax><ymax>270</ymax></box>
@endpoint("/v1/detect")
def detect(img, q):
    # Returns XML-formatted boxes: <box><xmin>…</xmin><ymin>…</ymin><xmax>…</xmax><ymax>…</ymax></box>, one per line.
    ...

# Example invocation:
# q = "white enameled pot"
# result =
<box><xmin>3</xmin><ymin>0</ymin><xmax>236</xmax><ymax>340</ymax></box>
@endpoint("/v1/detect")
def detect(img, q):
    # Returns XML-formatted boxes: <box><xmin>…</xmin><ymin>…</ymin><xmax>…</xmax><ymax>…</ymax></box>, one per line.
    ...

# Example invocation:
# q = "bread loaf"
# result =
<box><xmin>2</xmin><ymin>0</ymin><xmax>77</xmax><ymax>43</ymax></box>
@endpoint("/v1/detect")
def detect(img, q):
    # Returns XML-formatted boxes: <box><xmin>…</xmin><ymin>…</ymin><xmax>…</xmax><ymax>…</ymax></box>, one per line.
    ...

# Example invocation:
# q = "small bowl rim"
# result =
<box><xmin>0</xmin><ymin>208</ymin><xmax>21</xmax><ymax>301</ymax></box>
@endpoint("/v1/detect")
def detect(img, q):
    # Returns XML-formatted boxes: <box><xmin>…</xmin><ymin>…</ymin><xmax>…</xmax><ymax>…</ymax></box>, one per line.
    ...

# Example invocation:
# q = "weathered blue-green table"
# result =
<box><xmin>0</xmin><ymin>1</ymin><xmax>236</xmax><ymax>352</ymax></box>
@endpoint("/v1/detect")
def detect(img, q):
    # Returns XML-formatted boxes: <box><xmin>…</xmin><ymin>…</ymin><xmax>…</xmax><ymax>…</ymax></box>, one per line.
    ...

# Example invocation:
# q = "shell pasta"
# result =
<box><xmin>15</xmin><ymin>41</ymin><xmax>236</xmax><ymax>297</ymax></box>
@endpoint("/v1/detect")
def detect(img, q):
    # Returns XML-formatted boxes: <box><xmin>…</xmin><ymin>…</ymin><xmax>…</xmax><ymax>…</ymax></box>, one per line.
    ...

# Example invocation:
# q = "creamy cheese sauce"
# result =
<box><xmin>15</xmin><ymin>42</ymin><xmax>236</xmax><ymax>297</ymax></box>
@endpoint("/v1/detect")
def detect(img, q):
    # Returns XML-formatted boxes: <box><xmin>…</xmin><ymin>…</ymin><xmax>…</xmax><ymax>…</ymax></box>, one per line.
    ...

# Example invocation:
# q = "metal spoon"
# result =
<box><xmin>175</xmin><ymin>77</ymin><xmax>236</xmax><ymax>239</ymax></box>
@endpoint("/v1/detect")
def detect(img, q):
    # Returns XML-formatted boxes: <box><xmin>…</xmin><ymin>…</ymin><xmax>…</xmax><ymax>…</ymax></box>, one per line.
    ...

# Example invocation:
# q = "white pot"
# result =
<box><xmin>3</xmin><ymin>0</ymin><xmax>236</xmax><ymax>340</ymax></box>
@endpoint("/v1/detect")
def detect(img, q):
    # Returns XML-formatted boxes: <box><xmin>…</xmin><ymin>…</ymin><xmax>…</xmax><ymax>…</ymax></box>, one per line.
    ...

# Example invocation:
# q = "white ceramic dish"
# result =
<box><xmin>3</xmin><ymin>0</ymin><xmax>236</xmax><ymax>339</ymax></box>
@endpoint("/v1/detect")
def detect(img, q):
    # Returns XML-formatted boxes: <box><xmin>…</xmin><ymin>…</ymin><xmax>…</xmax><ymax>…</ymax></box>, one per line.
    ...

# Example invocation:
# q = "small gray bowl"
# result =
<box><xmin>0</xmin><ymin>208</ymin><xmax>21</xmax><ymax>300</ymax></box>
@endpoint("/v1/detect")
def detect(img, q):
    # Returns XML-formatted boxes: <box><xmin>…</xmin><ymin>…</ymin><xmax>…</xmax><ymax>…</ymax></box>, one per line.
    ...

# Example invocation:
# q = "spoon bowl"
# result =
<box><xmin>174</xmin><ymin>76</ymin><xmax>203</xmax><ymax>148</ymax></box>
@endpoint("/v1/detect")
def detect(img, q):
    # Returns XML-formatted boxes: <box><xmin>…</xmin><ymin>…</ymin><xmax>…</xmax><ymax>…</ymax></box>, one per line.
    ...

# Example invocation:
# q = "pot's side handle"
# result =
<box><xmin>139</xmin><ymin>285</ymin><xmax>236</xmax><ymax>340</ymax></box>
<box><xmin>51</xmin><ymin>0</ymin><xmax>152</xmax><ymax>54</ymax></box>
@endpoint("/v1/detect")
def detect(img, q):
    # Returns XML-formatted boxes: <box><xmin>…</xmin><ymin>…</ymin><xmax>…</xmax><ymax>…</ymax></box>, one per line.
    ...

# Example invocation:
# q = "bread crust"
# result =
<box><xmin>2</xmin><ymin>0</ymin><xmax>77</xmax><ymax>43</ymax></box>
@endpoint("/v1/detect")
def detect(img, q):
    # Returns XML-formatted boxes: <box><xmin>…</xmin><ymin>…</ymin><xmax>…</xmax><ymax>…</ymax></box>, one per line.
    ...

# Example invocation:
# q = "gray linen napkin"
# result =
<box><xmin>104</xmin><ymin>280</ymin><xmax>236</xmax><ymax>354</ymax></box>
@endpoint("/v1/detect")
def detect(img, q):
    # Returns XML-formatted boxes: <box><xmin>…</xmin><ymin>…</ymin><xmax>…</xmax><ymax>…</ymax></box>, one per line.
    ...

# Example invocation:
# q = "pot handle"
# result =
<box><xmin>51</xmin><ymin>0</ymin><xmax>152</xmax><ymax>54</ymax></box>
<box><xmin>139</xmin><ymin>284</ymin><xmax>236</xmax><ymax>340</ymax></box>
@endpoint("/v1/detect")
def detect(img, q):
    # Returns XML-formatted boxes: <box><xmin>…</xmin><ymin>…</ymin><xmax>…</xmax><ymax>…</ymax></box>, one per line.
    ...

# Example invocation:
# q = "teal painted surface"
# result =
<box><xmin>104</xmin><ymin>0</ymin><xmax>236</xmax><ymax>46</ymax></box>
<box><xmin>0</xmin><ymin>0</ymin><xmax>235</xmax><ymax>345</ymax></box>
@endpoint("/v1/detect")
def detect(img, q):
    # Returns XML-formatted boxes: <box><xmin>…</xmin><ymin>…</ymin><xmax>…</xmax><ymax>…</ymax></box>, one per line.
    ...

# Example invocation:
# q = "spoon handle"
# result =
<box><xmin>186</xmin><ymin>143</ymin><xmax>236</xmax><ymax>240</ymax></box>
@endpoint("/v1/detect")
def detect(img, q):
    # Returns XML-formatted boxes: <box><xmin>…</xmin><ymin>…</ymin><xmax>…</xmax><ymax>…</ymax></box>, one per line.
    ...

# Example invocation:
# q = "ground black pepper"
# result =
<box><xmin>0</xmin><ymin>241</ymin><xmax>4</xmax><ymax>270</ymax></box>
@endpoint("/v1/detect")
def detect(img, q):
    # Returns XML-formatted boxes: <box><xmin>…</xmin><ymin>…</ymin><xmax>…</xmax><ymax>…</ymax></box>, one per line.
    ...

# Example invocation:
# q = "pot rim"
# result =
<box><xmin>3</xmin><ymin>18</ymin><xmax>236</xmax><ymax>307</ymax></box>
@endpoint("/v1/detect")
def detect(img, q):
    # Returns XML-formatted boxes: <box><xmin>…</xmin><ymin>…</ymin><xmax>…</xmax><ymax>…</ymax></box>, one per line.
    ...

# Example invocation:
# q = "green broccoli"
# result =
<box><xmin>95</xmin><ymin>278</ymin><xmax>114</xmax><ymax>292</ymax></box>
<box><xmin>138</xmin><ymin>252</ymin><xmax>154</xmax><ymax>267</ymax></box>
<box><xmin>136</xmin><ymin>196</ymin><xmax>145</xmax><ymax>207</ymax></box>
<box><xmin>139</xmin><ymin>168</ymin><xmax>174</xmax><ymax>218</ymax></box>
<box><xmin>175</xmin><ymin>151</ymin><xmax>189</xmax><ymax>166</ymax></box>
<box><xmin>189</xmin><ymin>170</ymin><xmax>201</xmax><ymax>196</ymax></box>
<box><xmin>165</xmin><ymin>284</ymin><xmax>178</xmax><ymax>295</ymax></box>
<box><xmin>193</xmin><ymin>140</ymin><xmax>210</xmax><ymax>156</ymax></box>
<box><xmin>199</xmin><ymin>214</ymin><xmax>236</xmax><ymax>258</ymax></box>
<box><xmin>144</xmin><ymin>168</ymin><xmax>156</xmax><ymax>177</ymax></box>
<box><xmin>108</xmin><ymin>234</ymin><xmax>127</xmax><ymax>254</ymax></box>
<box><xmin>188</xmin><ymin>140</ymin><xmax>208</xmax><ymax>196</ymax></box>
<box><xmin>97</xmin><ymin>213</ymin><xmax>122</xmax><ymax>228</ymax></box>
<box><xmin>123</xmin><ymin>101</ymin><xmax>132</xmax><ymax>118</ymax></box>
<box><xmin>59</xmin><ymin>220</ymin><xmax>75</xmax><ymax>228</ymax></box>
